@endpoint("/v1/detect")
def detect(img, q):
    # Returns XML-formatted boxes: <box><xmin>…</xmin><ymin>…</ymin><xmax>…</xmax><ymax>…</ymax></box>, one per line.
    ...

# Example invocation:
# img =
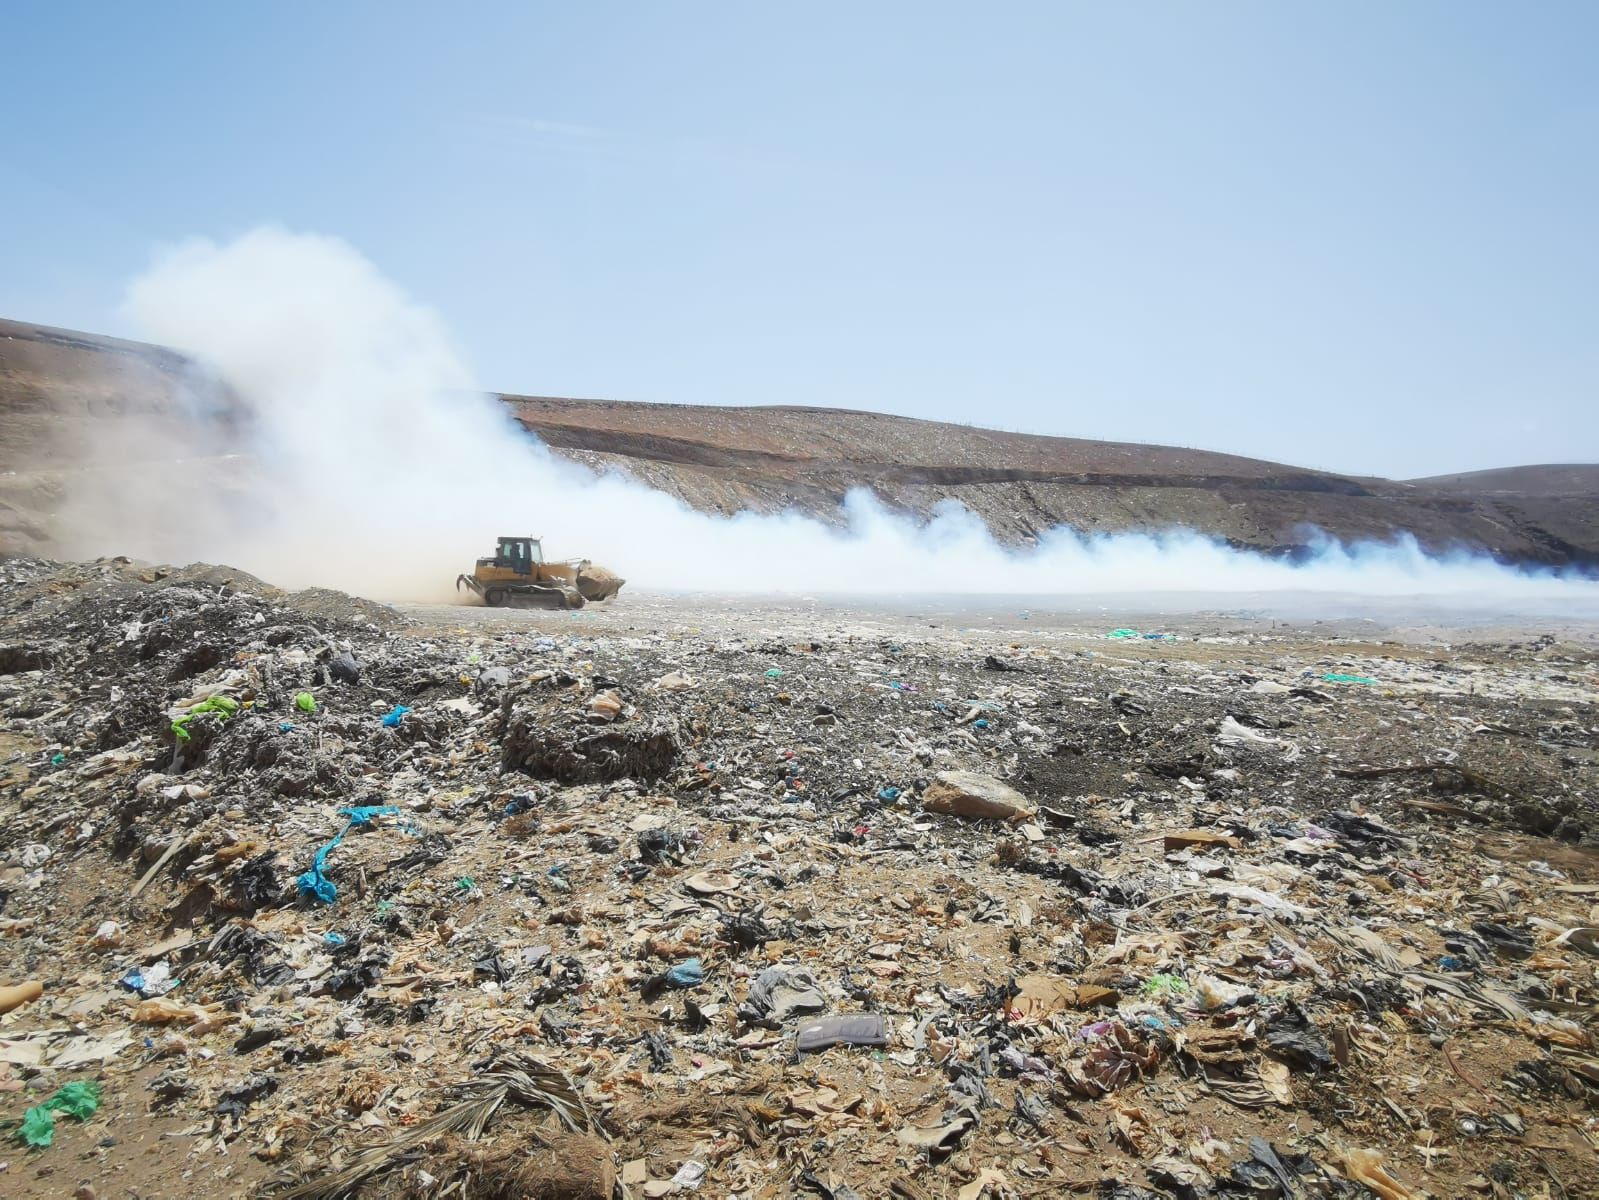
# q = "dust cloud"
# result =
<box><xmin>45</xmin><ymin>227</ymin><xmax>1599</xmax><ymax>611</ymax></box>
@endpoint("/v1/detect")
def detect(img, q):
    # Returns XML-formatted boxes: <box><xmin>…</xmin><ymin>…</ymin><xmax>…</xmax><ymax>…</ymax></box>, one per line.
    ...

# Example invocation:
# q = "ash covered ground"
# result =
<box><xmin>1</xmin><ymin>558</ymin><xmax>1597</xmax><ymax>1199</ymax></box>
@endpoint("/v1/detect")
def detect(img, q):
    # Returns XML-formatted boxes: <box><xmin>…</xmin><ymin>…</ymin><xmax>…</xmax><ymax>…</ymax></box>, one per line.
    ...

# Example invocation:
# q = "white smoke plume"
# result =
<box><xmin>45</xmin><ymin>227</ymin><xmax>1599</xmax><ymax>611</ymax></box>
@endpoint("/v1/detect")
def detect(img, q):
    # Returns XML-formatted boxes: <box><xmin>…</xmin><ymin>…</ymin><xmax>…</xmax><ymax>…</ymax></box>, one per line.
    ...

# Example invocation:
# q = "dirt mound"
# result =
<box><xmin>499</xmin><ymin>680</ymin><xmax>684</xmax><ymax>783</ymax></box>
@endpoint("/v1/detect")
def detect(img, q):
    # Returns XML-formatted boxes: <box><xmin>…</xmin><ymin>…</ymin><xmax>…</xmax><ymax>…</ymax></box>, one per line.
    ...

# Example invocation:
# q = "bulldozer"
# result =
<box><xmin>455</xmin><ymin>536</ymin><xmax>624</xmax><ymax>609</ymax></box>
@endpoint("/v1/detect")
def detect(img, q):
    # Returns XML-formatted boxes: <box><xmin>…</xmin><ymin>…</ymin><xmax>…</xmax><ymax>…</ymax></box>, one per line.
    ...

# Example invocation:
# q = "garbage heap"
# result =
<box><xmin>0</xmin><ymin>557</ymin><xmax>1596</xmax><ymax>1199</ymax></box>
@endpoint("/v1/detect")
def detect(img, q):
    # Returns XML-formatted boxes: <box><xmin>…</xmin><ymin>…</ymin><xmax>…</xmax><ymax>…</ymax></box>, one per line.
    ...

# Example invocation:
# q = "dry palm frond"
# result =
<box><xmin>395</xmin><ymin>1133</ymin><xmax>614</xmax><ymax>1200</ymax></box>
<box><xmin>274</xmin><ymin>1052</ymin><xmax>597</xmax><ymax>1199</ymax></box>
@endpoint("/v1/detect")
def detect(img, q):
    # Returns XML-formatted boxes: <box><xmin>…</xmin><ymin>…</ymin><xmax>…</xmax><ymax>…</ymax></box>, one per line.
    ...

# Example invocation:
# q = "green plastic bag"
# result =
<box><xmin>171</xmin><ymin>694</ymin><xmax>240</xmax><ymax>742</ymax></box>
<box><xmin>17</xmin><ymin>1104</ymin><xmax>54</xmax><ymax>1147</ymax></box>
<box><xmin>12</xmin><ymin>1080</ymin><xmax>101</xmax><ymax>1147</ymax></box>
<box><xmin>1142</xmin><ymin>973</ymin><xmax>1188</xmax><ymax>998</ymax></box>
<box><xmin>295</xmin><ymin>692</ymin><xmax>317</xmax><ymax>714</ymax></box>
<box><xmin>48</xmin><ymin>1082</ymin><xmax>102</xmax><ymax>1120</ymax></box>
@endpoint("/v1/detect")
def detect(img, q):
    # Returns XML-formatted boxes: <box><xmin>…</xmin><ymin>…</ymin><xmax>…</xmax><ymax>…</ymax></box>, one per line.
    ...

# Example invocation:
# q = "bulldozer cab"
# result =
<box><xmin>493</xmin><ymin>536</ymin><xmax>543</xmax><ymax>576</ymax></box>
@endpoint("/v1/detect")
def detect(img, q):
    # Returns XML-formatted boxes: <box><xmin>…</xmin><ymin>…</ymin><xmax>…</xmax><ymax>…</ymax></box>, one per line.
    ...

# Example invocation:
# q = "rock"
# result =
<box><xmin>921</xmin><ymin>771</ymin><xmax>1036</xmax><ymax>822</ymax></box>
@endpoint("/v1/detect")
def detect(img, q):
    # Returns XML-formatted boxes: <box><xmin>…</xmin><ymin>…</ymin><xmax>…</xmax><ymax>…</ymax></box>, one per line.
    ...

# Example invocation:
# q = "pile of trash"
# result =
<box><xmin>0</xmin><ymin>557</ymin><xmax>1596</xmax><ymax>1198</ymax></box>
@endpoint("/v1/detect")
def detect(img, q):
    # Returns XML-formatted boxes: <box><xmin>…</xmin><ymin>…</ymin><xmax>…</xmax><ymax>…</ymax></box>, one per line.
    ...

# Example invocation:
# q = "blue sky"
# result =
<box><xmin>2</xmin><ymin>2</ymin><xmax>1594</xmax><ymax>478</ymax></box>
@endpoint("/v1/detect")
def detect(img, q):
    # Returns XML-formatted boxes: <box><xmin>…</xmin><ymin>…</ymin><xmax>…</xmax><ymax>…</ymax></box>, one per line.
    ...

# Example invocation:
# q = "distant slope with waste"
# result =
<box><xmin>3</xmin><ymin>316</ymin><xmax>1597</xmax><ymax>567</ymax></box>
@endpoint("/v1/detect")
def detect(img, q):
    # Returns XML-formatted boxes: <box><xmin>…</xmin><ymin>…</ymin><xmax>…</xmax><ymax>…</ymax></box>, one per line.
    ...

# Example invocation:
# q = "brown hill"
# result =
<box><xmin>3</xmin><ymin>316</ymin><xmax>1596</xmax><ymax>566</ymax></box>
<box><xmin>508</xmin><ymin>395</ymin><xmax>1599</xmax><ymax>565</ymax></box>
<box><xmin>1408</xmin><ymin>464</ymin><xmax>1599</xmax><ymax>497</ymax></box>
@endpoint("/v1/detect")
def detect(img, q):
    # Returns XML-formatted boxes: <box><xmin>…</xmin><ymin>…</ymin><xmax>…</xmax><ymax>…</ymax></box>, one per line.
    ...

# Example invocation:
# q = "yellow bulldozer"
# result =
<box><xmin>455</xmin><ymin>536</ymin><xmax>624</xmax><ymax>609</ymax></box>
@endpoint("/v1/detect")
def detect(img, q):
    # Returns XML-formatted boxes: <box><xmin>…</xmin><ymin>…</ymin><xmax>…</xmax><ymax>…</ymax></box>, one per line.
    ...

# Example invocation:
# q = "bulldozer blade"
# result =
<box><xmin>577</xmin><ymin>566</ymin><xmax>624</xmax><ymax>602</ymax></box>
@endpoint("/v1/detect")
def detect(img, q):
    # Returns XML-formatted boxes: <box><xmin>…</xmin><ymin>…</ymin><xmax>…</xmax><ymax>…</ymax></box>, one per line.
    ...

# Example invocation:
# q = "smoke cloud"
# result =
<box><xmin>45</xmin><ymin>227</ymin><xmax>1599</xmax><ymax>612</ymax></box>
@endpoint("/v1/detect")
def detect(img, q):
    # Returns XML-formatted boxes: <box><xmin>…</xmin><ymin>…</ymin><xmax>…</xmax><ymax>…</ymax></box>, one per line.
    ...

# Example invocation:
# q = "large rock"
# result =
<box><xmin>921</xmin><ymin>770</ymin><xmax>1036</xmax><ymax>822</ymax></box>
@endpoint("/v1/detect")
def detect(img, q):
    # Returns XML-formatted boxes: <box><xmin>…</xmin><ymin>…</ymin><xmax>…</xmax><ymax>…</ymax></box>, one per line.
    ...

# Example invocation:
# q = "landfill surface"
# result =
<box><xmin>1</xmin><ymin>557</ymin><xmax>1597</xmax><ymax>1199</ymax></box>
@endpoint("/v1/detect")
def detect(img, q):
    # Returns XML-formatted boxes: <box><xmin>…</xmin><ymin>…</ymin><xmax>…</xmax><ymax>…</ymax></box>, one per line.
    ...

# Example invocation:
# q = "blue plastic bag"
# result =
<box><xmin>664</xmin><ymin>958</ymin><xmax>704</xmax><ymax>988</ymax></box>
<box><xmin>297</xmin><ymin>805</ymin><xmax>401</xmax><ymax>903</ymax></box>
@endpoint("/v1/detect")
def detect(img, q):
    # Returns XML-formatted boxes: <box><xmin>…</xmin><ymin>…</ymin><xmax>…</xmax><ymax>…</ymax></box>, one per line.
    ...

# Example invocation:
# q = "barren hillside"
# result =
<box><xmin>500</xmin><ymin>398</ymin><xmax>1599</xmax><ymax>565</ymax></box>
<box><xmin>1408</xmin><ymin>464</ymin><xmax>1599</xmax><ymax>496</ymax></box>
<box><xmin>3</xmin><ymin>316</ymin><xmax>1597</xmax><ymax>566</ymax></box>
